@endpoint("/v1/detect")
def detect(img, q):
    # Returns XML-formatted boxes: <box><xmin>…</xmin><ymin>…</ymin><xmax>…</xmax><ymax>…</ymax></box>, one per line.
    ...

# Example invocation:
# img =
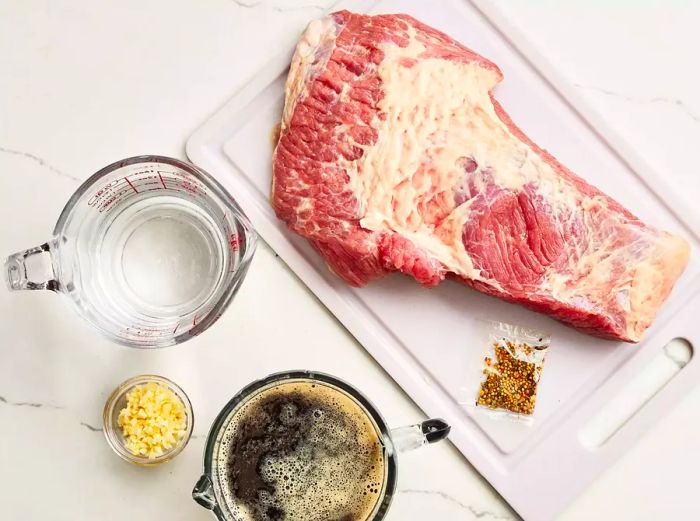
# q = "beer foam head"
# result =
<box><xmin>215</xmin><ymin>380</ymin><xmax>387</xmax><ymax>521</ymax></box>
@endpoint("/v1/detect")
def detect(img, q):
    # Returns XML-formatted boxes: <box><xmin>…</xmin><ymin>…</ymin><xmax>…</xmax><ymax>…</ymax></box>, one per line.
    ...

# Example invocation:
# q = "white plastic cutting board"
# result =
<box><xmin>187</xmin><ymin>1</ymin><xmax>700</xmax><ymax>519</ymax></box>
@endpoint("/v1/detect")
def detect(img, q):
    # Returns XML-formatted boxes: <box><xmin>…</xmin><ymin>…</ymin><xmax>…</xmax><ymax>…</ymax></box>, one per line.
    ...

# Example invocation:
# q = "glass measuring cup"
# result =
<box><xmin>192</xmin><ymin>370</ymin><xmax>450</xmax><ymax>520</ymax></box>
<box><xmin>5</xmin><ymin>155</ymin><xmax>256</xmax><ymax>348</ymax></box>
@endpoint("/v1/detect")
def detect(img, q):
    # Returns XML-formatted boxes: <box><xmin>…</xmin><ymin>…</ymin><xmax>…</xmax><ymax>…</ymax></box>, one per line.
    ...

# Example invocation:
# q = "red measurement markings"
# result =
<box><xmin>88</xmin><ymin>180</ymin><xmax>132</xmax><ymax>213</ymax></box>
<box><xmin>228</xmin><ymin>233</ymin><xmax>242</xmax><ymax>272</ymax></box>
<box><xmin>181</xmin><ymin>180</ymin><xmax>198</xmax><ymax>194</ymax></box>
<box><xmin>229</xmin><ymin>233</ymin><xmax>241</xmax><ymax>252</ymax></box>
<box><xmin>87</xmin><ymin>179</ymin><xmax>120</xmax><ymax>207</ymax></box>
<box><xmin>221</xmin><ymin>212</ymin><xmax>233</xmax><ymax>238</ymax></box>
<box><xmin>127</xmin><ymin>171</ymin><xmax>164</xmax><ymax>192</ymax></box>
<box><xmin>158</xmin><ymin>171</ymin><xmax>167</xmax><ymax>189</ymax></box>
<box><xmin>124</xmin><ymin>176</ymin><xmax>138</xmax><ymax>193</ymax></box>
<box><xmin>143</xmin><ymin>179</ymin><xmax>162</xmax><ymax>191</ymax></box>
<box><xmin>168</xmin><ymin>170</ymin><xmax>206</xmax><ymax>196</ymax></box>
<box><xmin>188</xmin><ymin>316</ymin><xmax>203</xmax><ymax>337</ymax></box>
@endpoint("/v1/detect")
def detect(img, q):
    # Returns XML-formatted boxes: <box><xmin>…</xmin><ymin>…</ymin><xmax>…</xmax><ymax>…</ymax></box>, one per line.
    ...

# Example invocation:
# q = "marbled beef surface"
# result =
<box><xmin>272</xmin><ymin>11</ymin><xmax>689</xmax><ymax>342</ymax></box>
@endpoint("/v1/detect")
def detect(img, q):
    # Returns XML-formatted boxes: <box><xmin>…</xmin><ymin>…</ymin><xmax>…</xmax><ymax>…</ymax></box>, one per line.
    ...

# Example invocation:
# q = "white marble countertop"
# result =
<box><xmin>1</xmin><ymin>1</ymin><xmax>698</xmax><ymax>520</ymax></box>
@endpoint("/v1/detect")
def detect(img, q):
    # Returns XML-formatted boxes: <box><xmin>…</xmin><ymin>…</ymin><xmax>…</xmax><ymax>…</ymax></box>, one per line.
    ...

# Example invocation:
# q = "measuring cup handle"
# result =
<box><xmin>5</xmin><ymin>242</ymin><xmax>58</xmax><ymax>291</ymax></box>
<box><xmin>389</xmin><ymin>418</ymin><xmax>450</xmax><ymax>454</ymax></box>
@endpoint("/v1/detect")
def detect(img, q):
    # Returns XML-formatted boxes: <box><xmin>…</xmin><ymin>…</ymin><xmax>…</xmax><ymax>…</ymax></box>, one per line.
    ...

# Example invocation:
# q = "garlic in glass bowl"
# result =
<box><xmin>103</xmin><ymin>374</ymin><xmax>193</xmax><ymax>466</ymax></box>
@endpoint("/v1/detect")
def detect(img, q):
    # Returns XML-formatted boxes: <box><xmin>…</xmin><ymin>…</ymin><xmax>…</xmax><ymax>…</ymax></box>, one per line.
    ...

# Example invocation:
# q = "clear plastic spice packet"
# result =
<box><xmin>469</xmin><ymin>321</ymin><xmax>550</xmax><ymax>421</ymax></box>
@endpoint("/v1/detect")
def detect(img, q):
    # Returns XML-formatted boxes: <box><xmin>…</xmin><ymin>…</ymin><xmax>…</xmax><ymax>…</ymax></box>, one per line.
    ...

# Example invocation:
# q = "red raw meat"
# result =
<box><xmin>271</xmin><ymin>11</ymin><xmax>690</xmax><ymax>342</ymax></box>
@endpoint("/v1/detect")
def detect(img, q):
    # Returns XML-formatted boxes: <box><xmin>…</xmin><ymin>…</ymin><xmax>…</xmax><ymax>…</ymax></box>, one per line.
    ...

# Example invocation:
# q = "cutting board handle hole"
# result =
<box><xmin>579</xmin><ymin>337</ymin><xmax>693</xmax><ymax>448</ymax></box>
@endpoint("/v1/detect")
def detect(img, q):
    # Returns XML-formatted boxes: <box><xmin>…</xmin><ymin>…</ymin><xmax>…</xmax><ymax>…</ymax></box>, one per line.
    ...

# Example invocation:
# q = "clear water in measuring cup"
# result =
<box><xmin>103</xmin><ymin>195</ymin><xmax>226</xmax><ymax>314</ymax></box>
<box><xmin>8</xmin><ymin>156</ymin><xmax>256</xmax><ymax>348</ymax></box>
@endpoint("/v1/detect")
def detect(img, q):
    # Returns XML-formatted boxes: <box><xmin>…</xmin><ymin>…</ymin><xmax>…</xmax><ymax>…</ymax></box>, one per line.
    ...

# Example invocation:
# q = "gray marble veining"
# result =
<box><xmin>574</xmin><ymin>83</ymin><xmax>700</xmax><ymax>124</ymax></box>
<box><xmin>0</xmin><ymin>394</ymin><xmax>64</xmax><ymax>409</ymax></box>
<box><xmin>0</xmin><ymin>146</ymin><xmax>81</xmax><ymax>182</ymax></box>
<box><xmin>80</xmin><ymin>422</ymin><xmax>103</xmax><ymax>432</ymax></box>
<box><xmin>399</xmin><ymin>488</ymin><xmax>515</xmax><ymax>520</ymax></box>
<box><xmin>232</xmin><ymin>0</ymin><xmax>328</xmax><ymax>12</ymax></box>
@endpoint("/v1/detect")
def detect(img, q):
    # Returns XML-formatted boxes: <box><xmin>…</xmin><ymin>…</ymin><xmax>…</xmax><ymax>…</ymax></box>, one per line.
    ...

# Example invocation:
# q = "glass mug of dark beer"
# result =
<box><xmin>193</xmin><ymin>371</ymin><xmax>450</xmax><ymax>521</ymax></box>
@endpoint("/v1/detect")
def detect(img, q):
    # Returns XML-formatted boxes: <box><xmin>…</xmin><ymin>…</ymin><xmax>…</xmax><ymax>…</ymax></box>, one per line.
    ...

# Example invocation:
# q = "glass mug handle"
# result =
<box><xmin>5</xmin><ymin>242</ymin><xmax>58</xmax><ymax>292</ymax></box>
<box><xmin>390</xmin><ymin>418</ymin><xmax>451</xmax><ymax>453</ymax></box>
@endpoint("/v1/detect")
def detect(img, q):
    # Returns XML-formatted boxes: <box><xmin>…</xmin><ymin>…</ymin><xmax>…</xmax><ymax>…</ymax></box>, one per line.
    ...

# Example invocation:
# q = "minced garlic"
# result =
<box><xmin>118</xmin><ymin>382</ymin><xmax>187</xmax><ymax>459</ymax></box>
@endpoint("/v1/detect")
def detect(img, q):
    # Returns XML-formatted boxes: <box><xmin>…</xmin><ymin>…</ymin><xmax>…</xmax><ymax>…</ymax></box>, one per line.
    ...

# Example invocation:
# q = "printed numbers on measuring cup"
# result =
<box><xmin>87</xmin><ymin>179</ymin><xmax>121</xmax><ymax>208</ymax></box>
<box><xmin>229</xmin><ymin>234</ymin><xmax>241</xmax><ymax>252</ymax></box>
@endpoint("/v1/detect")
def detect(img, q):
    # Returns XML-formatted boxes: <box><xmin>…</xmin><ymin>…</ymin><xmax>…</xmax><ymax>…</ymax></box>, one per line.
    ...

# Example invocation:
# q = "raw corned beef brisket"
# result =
<box><xmin>271</xmin><ymin>11</ymin><xmax>690</xmax><ymax>342</ymax></box>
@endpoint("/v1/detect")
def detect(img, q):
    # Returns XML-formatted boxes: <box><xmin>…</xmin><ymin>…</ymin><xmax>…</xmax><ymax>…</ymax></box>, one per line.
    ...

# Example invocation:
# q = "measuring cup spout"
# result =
<box><xmin>193</xmin><ymin>475</ymin><xmax>218</xmax><ymax>511</ymax></box>
<box><xmin>5</xmin><ymin>242</ymin><xmax>58</xmax><ymax>291</ymax></box>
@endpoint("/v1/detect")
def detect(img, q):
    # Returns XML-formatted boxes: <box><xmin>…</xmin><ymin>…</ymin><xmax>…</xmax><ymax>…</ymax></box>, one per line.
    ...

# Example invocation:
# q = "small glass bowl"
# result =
<box><xmin>103</xmin><ymin>374</ymin><xmax>194</xmax><ymax>466</ymax></box>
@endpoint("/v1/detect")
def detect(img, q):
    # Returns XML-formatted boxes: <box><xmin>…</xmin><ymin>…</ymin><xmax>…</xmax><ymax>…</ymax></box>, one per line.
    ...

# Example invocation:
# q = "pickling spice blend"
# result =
<box><xmin>475</xmin><ymin>322</ymin><xmax>550</xmax><ymax>418</ymax></box>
